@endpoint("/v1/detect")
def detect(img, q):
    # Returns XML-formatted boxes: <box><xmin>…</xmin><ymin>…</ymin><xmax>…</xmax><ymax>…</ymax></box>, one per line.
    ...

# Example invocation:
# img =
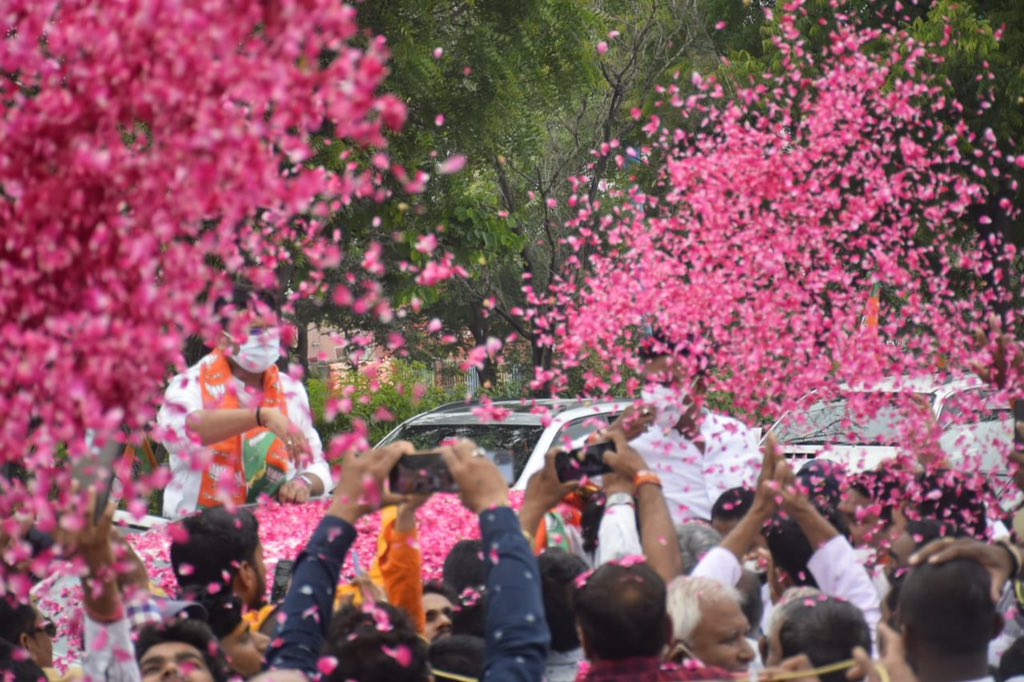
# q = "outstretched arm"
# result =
<box><xmin>605</xmin><ymin>430</ymin><xmax>683</xmax><ymax>583</ymax></box>
<box><xmin>266</xmin><ymin>442</ymin><xmax>410</xmax><ymax>675</ymax></box>
<box><xmin>442</xmin><ymin>441</ymin><xmax>550</xmax><ymax>682</ymax></box>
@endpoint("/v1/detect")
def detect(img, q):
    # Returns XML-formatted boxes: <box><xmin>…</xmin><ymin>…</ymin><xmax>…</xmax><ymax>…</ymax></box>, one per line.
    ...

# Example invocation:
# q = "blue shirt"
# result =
<box><xmin>480</xmin><ymin>506</ymin><xmax>550</xmax><ymax>681</ymax></box>
<box><xmin>265</xmin><ymin>505</ymin><xmax>550</xmax><ymax>680</ymax></box>
<box><xmin>265</xmin><ymin>515</ymin><xmax>356</xmax><ymax>676</ymax></box>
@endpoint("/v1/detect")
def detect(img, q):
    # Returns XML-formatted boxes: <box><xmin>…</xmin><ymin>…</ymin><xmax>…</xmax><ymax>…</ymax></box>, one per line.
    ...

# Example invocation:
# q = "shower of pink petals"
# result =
<box><xmin>1</xmin><ymin>0</ymin><xmax>405</xmax><ymax>597</ymax></box>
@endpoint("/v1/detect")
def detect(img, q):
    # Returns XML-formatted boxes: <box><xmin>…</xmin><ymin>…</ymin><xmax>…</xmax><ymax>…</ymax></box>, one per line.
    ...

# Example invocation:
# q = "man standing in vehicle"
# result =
<box><xmin>157</xmin><ymin>286</ymin><xmax>330</xmax><ymax>517</ymax></box>
<box><xmin>620</xmin><ymin>329</ymin><xmax>761</xmax><ymax>523</ymax></box>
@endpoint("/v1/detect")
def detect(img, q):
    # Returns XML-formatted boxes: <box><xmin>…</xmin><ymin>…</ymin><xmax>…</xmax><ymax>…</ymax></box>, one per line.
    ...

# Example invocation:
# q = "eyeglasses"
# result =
<box><xmin>33</xmin><ymin>622</ymin><xmax>56</xmax><ymax>638</ymax></box>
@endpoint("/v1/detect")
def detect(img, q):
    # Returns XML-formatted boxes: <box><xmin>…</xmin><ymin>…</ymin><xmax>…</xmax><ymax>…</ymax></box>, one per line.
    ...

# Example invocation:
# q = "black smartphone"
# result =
<box><xmin>271</xmin><ymin>559</ymin><xmax>294</xmax><ymax>603</ymax></box>
<box><xmin>72</xmin><ymin>435</ymin><xmax>123</xmax><ymax>524</ymax></box>
<box><xmin>554</xmin><ymin>441</ymin><xmax>616</xmax><ymax>482</ymax></box>
<box><xmin>388</xmin><ymin>452</ymin><xmax>458</xmax><ymax>495</ymax></box>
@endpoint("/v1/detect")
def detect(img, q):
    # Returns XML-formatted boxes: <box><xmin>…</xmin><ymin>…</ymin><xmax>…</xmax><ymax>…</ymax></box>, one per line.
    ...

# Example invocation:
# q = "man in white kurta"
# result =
<box><xmin>631</xmin><ymin>411</ymin><xmax>761</xmax><ymax>523</ymax></box>
<box><xmin>627</xmin><ymin>332</ymin><xmax>760</xmax><ymax>523</ymax></box>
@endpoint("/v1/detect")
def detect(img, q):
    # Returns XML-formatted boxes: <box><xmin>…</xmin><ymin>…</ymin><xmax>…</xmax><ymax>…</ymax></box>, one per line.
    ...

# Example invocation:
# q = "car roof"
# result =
<box><xmin>840</xmin><ymin>373</ymin><xmax>984</xmax><ymax>396</ymax></box>
<box><xmin>401</xmin><ymin>398</ymin><xmax>633</xmax><ymax>427</ymax></box>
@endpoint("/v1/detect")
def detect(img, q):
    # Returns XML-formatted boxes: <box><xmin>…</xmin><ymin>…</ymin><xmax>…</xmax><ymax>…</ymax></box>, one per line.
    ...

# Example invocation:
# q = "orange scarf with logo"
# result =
<box><xmin>196</xmin><ymin>349</ymin><xmax>288</xmax><ymax>509</ymax></box>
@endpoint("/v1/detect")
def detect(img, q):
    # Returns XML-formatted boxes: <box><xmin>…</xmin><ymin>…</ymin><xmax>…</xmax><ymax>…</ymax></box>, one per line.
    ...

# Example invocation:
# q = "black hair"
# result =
<box><xmin>442</xmin><ymin>540</ymin><xmax>487</xmax><ymax>638</ymax></box>
<box><xmin>539</xmin><ymin>549</ymin><xmax>588</xmax><ymax>653</ymax></box>
<box><xmin>897</xmin><ymin>558</ymin><xmax>996</xmax><ymax>657</ymax></box>
<box><xmin>711</xmin><ymin>487</ymin><xmax>754</xmax><ymax>522</ymax></box>
<box><xmin>637</xmin><ymin>328</ymin><xmax>710</xmax><ymax>378</ymax></box>
<box><xmin>136</xmin><ymin>620</ymin><xmax>230</xmax><ymax>682</ymax></box>
<box><xmin>797</xmin><ymin>460</ymin><xmax>846</xmax><ymax>512</ymax></box>
<box><xmin>0</xmin><ymin>638</ymin><xmax>45</xmax><ymax>682</ymax></box>
<box><xmin>323</xmin><ymin>603</ymin><xmax>429</xmax><ymax>682</ymax></box>
<box><xmin>904</xmin><ymin>519</ymin><xmax>952</xmax><ymax>547</ymax></box>
<box><xmin>170</xmin><ymin>507</ymin><xmax>260</xmax><ymax>593</ymax></box>
<box><xmin>998</xmin><ymin>637</ymin><xmax>1024</xmax><ymax>682</ymax></box>
<box><xmin>580</xmin><ymin>491</ymin><xmax>607</xmax><ymax>556</ymax></box>
<box><xmin>572</xmin><ymin>562</ymin><xmax>667</xmax><ymax>661</ymax></box>
<box><xmin>192</xmin><ymin>591</ymin><xmax>244</xmax><ymax>639</ymax></box>
<box><xmin>736</xmin><ymin>570</ymin><xmax>764</xmax><ymax>638</ymax></box>
<box><xmin>848</xmin><ymin>469</ymin><xmax>902</xmax><ymax>525</ymax></box>
<box><xmin>450</xmin><ymin>592</ymin><xmax>486</xmax><ymax>639</ymax></box>
<box><xmin>908</xmin><ymin>469</ymin><xmax>988</xmax><ymax>538</ymax></box>
<box><xmin>884</xmin><ymin>574</ymin><xmax>903</xmax><ymax>629</ymax></box>
<box><xmin>423</xmin><ymin>581</ymin><xmax>458</xmax><ymax>605</ymax></box>
<box><xmin>428</xmin><ymin>635</ymin><xmax>485</xmax><ymax>681</ymax></box>
<box><xmin>442</xmin><ymin>541</ymin><xmax>485</xmax><ymax>593</ymax></box>
<box><xmin>214</xmin><ymin>281</ymin><xmax>281</xmax><ymax>325</ymax></box>
<box><xmin>0</xmin><ymin>599</ymin><xmax>36</xmax><ymax>645</ymax></box>
<box><xmin>777</xmin><ymin>597</ymin><xmax>871</xmax><ymax>682</ymax></box>
<box><xmin>764</xmin><ymin>506</ymin><xmax>849</xmax><ymax>588</ymax></box>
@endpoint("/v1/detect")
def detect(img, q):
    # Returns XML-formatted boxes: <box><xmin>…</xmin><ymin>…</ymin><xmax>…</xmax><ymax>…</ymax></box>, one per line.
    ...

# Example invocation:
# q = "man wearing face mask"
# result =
<box><xmin>620</xmin><ymin>330</ymin><xmax>761</xmax><ymax>524</ymax></box>
<box><xmin>156</xmin><ymin>286</ymin><xmax>330</xmax><ymax>518</ymax></box>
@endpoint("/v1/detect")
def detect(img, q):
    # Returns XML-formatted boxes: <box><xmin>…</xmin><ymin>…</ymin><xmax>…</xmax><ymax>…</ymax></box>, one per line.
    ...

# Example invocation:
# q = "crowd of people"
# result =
<box><xmin>3</xmin><ymin>293</ymin><xmax>1024</xmax><ymax>682</ymax></box>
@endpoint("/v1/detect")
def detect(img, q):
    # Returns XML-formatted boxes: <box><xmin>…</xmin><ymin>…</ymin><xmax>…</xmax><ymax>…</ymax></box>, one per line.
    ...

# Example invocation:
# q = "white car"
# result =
<box><xmin>376</xmin><ymin>398</ymin><xmax>634</xmax><ymax>489</ymax></box>
<box><xmin>770</xmin><ymin>374</ymin><xmax>1014</xmax><ymax>480</ymax></box>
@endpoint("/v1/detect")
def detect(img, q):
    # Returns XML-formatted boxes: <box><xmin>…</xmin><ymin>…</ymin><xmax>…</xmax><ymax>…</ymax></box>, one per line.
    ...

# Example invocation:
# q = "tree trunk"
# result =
<box><xmin>295</xmin><ymin>323</ymin><xmax>310</xmax><ymax>379</ymax></box>
<box><xmin>467</xmin><ymin>304</ymin><xmax>498</xmax><ymax>391</ymax></box>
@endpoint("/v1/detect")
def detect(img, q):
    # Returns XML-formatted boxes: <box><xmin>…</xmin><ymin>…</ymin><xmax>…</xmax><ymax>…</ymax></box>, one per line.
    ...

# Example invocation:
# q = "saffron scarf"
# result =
<box><xmin>196</xmin><ymin>349</ymin><xmax>290</xmax><ymax>508</ymax></box>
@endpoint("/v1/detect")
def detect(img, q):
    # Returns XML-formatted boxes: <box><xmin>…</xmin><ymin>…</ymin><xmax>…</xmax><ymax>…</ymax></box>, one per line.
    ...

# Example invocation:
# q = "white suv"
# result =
<box><xmin>770</xmin><ymin>374</ymin><xmax>1013</xmax><ymax>478</ymax></box>
<box><xmin>376</xmin><ymin>398</ymin><xmax>633</xmax><ymax>489</ymax></box>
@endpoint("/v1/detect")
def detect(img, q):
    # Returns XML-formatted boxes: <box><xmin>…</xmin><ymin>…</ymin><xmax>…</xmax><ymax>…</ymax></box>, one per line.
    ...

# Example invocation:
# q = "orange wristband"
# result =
<box><xmin>634</xmin><ymin>470</ymin><xmax>662</xmax><ymax>490</ymax></box>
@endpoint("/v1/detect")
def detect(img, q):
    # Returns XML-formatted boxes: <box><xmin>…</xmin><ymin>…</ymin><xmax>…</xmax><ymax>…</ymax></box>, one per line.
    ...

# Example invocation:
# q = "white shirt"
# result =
<box><xmin>594</xmin><ymin>496</ymin><xmax>644</xmax><ymax>566</ymax></box>
<box><xmin>631</xmin><ymin>413</ymin><xmax>761</xmax><ymax>523</ymax></box>
<box><xmin>156</xmin><ymin>355</ymin><xmax>329</xmax><ymax>517</ymax></box>
<box><xmin>807</xmin><ymin>535</ymin><xmax>882</xmax><ymax>645</ymax></box>
<box><xmin>694</xmin><ymin>536</ymin><xmax>882</xmax><ymax>651</ymax></box>
<box><xmin>84</xmin><ymin>615</ymin><xmax>140</xmax><ymax>682</ymax></box>
<box><xmin>545</xmin><ymin>648</ymin><xmax>584</xmax><ymax>682</ymax></box>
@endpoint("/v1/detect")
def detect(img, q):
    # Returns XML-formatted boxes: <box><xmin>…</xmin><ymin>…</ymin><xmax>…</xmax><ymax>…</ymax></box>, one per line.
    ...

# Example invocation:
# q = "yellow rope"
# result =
<box><xmin>431</xmin><ymin>669</ymin><xmax>479</xmax><ymax>682</ymax></box>
<box><xmin>737</xmin><ymin>659</ymin><xmax>856</xmax><ymax>682</ymax></box>
<box><xmin>430</xmin><ymin>658</ymin><xmax>858</xmax><ymax>682</ymax></box>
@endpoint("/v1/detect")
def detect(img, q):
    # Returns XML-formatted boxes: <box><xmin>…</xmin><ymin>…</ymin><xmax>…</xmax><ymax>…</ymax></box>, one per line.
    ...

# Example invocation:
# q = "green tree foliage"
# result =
<box><xmin>293</xmin><ymin>0</ymin><xmax>727</xmax><ymax>392</ymax></box>
<box><xmin>294</xmin><ymin>0</ymin><xmax>1023</xmax><ymax>391</ymax></box>
<box><xmin>306</xmin><ymin>360</ymin><xmax>457</xmax><ymax>449</ymax></box>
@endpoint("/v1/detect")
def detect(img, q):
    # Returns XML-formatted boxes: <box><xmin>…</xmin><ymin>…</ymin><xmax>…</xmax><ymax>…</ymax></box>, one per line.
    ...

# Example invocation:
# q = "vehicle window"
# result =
<box><xmin>386</xmin><ymin>424</ymin><xmax>545</xmax><ymax>482</ymax></box>
<box><xmin>550</xmin><ymin>414</ymin><xmax>619</xmax><ymax>451</ymax></box>
<box><xmin>774</xmin><ymin>393</ymin><xmax>933</xmax><ymax>445</ymax></box>
<box><xmin>939</xmin><ymin>389</ymin><xmax>1008</xmax><ymax>426</ymax></box>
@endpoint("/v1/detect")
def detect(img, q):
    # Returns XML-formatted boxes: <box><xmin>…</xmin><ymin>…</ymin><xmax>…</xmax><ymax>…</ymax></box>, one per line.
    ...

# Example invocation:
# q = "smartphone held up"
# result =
<box><xmin>388</xmin><ymin>452</ymin><xmax>458</xmax><ymax>495</ymax></box>
<box><xmin>554</xmin><ymin>441</ymin><xmax>615</xmax><ymax>482</ymax></box>
<box><xmin>387</xmin><ymin>448</ymin><xmax>516</xmax><ymax>495</ymax></box>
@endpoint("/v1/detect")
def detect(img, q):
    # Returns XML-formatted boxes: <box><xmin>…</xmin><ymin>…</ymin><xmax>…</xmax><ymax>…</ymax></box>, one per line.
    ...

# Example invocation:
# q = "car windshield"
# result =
<box><xmin>385</xmin><ymin>423</ymin><xmax>545</xmax><ymax>481</ymax></box>
<box><xmin>775</xmin><ymin>392</ymin><xmax>934</xmax><ymax>445</ymax></box>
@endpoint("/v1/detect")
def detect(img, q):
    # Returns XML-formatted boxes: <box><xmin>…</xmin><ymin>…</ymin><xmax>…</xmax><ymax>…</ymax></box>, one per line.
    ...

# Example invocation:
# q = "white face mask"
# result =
<box><xmin>233</xmin><ymin>327</ymin><xmax>281</xmax><ymax>373</ymax></box>
<box><xmin>641</xmin><ymin>384</ymin><xmax>686</xmax><ymax>430</ymax></box>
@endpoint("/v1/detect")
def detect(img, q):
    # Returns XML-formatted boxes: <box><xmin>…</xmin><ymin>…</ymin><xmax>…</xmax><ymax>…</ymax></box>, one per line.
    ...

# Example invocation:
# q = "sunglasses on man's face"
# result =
<box><xmin>34</xmin><ymin>621</ymin><xmax>57</xmax><ymax>638</ymax></box>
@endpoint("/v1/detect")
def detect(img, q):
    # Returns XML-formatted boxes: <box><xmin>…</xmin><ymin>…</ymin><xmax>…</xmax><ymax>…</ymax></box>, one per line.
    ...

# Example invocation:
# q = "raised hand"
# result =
<box><xmin>607</xmin><ymin>404</ymin><xmax>657</xmax><ymax>440</ymax></box>
<box><xmin>520</xmin><ymin>448</ymin><xmax>581</xmax><ymax>538</ymax></box>
<box><xmin>258</xmin><ymin>407</ymin><xmax>310</xmax><ymax>464</ymax></box>
<box><xmin>440</xmin><ymin>440</ymin><xmax>511</xmax><ymax>514</ymax></box>
<box><xmin>910</xmin><ymin>536</ymin><xmax>1016</xmax><ymax>603</ymax></box>
<box><xmin>329</xmin><ymin>441</ymin><xmax>413</xmax><ymax>524</ymax></box>
<box><xmin>603</xmin><ymin>429</ymin><xmax>651</xmax><ymax>481</ymax></box>
<box><xmin>848</xmin><ymin>623</ymin><xmax>917</xmax><ymax>682</ymax></box>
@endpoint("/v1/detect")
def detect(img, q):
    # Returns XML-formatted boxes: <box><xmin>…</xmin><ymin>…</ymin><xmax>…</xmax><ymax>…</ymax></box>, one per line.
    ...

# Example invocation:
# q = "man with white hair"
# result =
<box><xmin>665</xmin><ymin>575</ymin><xmax>756</xmax><ymax>672</ymax></box>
